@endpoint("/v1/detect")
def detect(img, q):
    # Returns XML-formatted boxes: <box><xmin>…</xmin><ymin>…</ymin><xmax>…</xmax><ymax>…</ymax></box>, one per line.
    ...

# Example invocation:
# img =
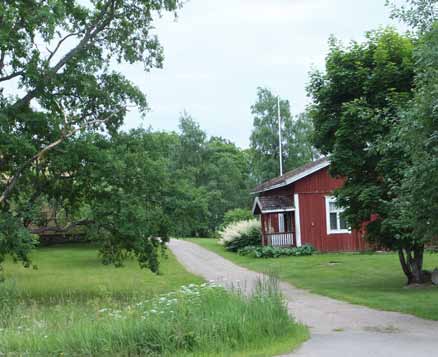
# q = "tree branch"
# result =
<box><xmin>13</xmin><ymin>0</ymin><xmax>118</xmax><ymax>108</ymax></box>
<box><xmin>46</xmin><ymin>32</ymin><xmax>81</xmax><ymax>64</ymax></box>
<box><xmin>30</xmin><ymin>219</ymin><xmax>94</xmax><ymax>234</ymax></box>
<box><xmin>0</xmin><ymin>70</ymin><xmax>25</xmax><ymax>82</ymax></box>
<box><xmin>0</xmin><ymin>111</ymin><xmax>118</xmax><ymax>205</ymax></box>
<box><xmin>0</xmin><ymin>49</ymin><xmax>5</xmax><ymax>73</ymax></box>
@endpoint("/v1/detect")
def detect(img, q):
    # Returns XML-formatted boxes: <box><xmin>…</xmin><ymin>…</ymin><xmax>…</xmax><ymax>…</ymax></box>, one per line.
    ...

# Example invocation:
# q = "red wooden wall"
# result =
<box><xmin>294</xmin><ymin>167</ymin><xmax>367</xmax><ymax>252</ymax></box>
<box><xmin>259</xmin><ymin>167</ymin><xmax>368</xmax><ymax>252</ymax></box>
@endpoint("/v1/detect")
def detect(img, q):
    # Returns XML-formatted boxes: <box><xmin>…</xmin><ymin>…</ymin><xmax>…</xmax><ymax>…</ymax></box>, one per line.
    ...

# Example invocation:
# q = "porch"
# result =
<box><xmin>252</xmin><ymin>195</ymin><xmax>297</xmax><ymax>248</ymax></box>
<box><xmin>264</xmin><ymin>231</ymin><xmax>295</xmax><ymax>247</ymax></box>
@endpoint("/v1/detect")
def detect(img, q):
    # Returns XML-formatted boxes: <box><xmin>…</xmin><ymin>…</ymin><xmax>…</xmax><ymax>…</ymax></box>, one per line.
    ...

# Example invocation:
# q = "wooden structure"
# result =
<box><xmin>252</xmin><ymin>158</ymin><xmax>368</xmax><ymax>252</ymax></box>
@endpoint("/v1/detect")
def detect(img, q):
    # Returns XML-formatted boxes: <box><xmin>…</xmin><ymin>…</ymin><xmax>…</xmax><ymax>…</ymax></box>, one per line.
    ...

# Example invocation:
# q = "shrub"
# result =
<box><xmin>219</xmin><ymin>219</ymin><xmax>261</xmax><ymax>252</ymax></box>
<box><xmin>238</xmin><ymin>245</ymin><xmax>316</xmax><ymax>258</ymax></box>
<box><xmin>220</xmin><ymin>208</ymin><xmax>254</xmax><ymax>230</ymax></box>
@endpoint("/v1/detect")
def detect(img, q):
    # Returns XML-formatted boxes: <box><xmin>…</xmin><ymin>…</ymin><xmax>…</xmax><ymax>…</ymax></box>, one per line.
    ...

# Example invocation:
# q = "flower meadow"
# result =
<box><xmin>0</xmin><ymin>279</ymin><xmax>307</xmax><ymax>356</ymax></box>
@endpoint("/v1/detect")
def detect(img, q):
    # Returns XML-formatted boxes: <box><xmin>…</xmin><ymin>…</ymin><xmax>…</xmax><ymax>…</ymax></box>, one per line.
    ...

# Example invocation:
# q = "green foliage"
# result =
<box><xmin>0</xmin><ymin>212</ymin><xmax>38</xmax><ymax>270</ymax></box>
<box><xmin>73</xmin><ymin>131</ymin><xmax>173</xmax><ymax>271</ymax></box>
<box><xmin>238</xmin><ymin>245</ymin><xmax>316</xmax><ymax>258</ymax></box>
<box><xmin>221</xmin><ymin>208</ymin><xmax>254</xmax><ymax>229</ymax></box>
<box><xmin>0</xmin><ymin>272</ymin><xmax>307</xmax><ymax>355</ymax></box>
<box><xmin>223</xmin><ymin>228</ymin><xmax>261</xmax><ymax>252</ymax></box>
<box><xmin>307</xmin><ymin>27</ymin><xmax>425</xmax><ymax>282</ymax></box>
<box><xmin>172</xmin><ymin>114</ymin><xmax>255</xmax><ymax>236</ymax></box>
<box><xmin>308</xmin><ymin>18</ymin><xmax>438</xmax><ymax>283</ymax></box>
<box><xmin>250</xmin><ymin>87</ymin><xmax>316</xmax><ymax>182</ymax></box>
<box><xmin>388</xmin><ymin>3</ymin><xmax>438</xmax><ymax>253</ymax></box>
<box><xmin>0</xmin><ymin>0</ymin><xmax>252</xmax><ymax>270</ymax></box>
<box><xmin>0</xmin><ymin>1</ymin><xmax>182</xmax><ymax>271</ymax></box>
<box><xmin>387</xmin><ymin>0</ymin><xmax>438</xmax><ymax>33</ymax></box>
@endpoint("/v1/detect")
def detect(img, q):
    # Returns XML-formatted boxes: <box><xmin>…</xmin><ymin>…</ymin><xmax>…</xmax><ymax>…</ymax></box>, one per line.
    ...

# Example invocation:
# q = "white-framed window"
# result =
<box><xmin>325</xmin><ymin>196</ymin><xmax>350</xmax><ymax>234</ymax></box>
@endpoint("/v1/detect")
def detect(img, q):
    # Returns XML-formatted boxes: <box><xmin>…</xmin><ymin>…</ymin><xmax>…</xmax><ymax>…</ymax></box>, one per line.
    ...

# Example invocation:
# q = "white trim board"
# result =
<box><xmin>294</xmin><ymin>193</ymin><xmax>302</xmax><ymax>247</ymax></box>
<box><xmin>252</xmin><ymin>196</ymin><xmax>261</xmax><ymax>215</ymax></box>
<box><xmin>261</xmin><ymin>208</ymin><xmax>295</xmax><ymax>214</ymax></box>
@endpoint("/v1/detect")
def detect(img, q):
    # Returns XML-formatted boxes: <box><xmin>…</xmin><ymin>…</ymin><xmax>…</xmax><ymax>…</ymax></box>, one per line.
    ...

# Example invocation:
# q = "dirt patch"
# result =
<box><xmin>321</xmin><ymin>261</ymin><xmax>342</xmax><ymax>266</ymax></box>
<box><xmin>363</xmin><ymin>325</ymin><xmax>401</xmax><ymax>334</ymax></box>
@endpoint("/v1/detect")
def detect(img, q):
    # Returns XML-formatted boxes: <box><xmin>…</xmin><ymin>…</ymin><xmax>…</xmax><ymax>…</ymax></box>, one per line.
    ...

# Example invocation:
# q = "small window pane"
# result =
<box><xmin>339</xmin><ymin>215</ymin><xmax>348</xmax><ymax>230</ymax></box>
<box><xmin>329</xmin><ymin>202</ymin><xmax>337</xmax><ymax>211</ymax></box>
<box><xmin>330</xmin><ymin>213</ymin><xmax>338</xmax><ymax>230</ymax></box>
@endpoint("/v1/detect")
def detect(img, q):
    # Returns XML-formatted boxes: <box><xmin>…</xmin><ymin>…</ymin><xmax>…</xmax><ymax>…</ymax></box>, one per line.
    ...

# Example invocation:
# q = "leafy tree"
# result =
<box><xmin>285</xmin><ymin>112</ymin><xmax>318</xmax><ymax>167</ymax></box>
<box><xmin>177</xmin><ymin>112</ymin><xmax>207</xmax><ymax>172</ymax></box>
<box><xmin>74</xmin><ymin>131</ymin><xmax>172</xmax><ymax>271</ymax></box>
<box><xmin>307</xmin><ymin>28</ymin><xmax>427</xmax><ymax>283</ymax></box>
<box><xmin>221</xmin><ymin>208</ymin><xmax>254</xmax><ymax>230</ymax></box>
<box><xmin>0</xmin><ymin>0</ymin><xmax>182</xmax><ymax>272</ymax></box>
<box><xmin>386</xmin><ymin>1</ymin><xmax>438</xmax><ymax>280</ymax></box>
<box><xmin>250</xmin><ymin>87</ymin><xmax>315</xmax><ymax>182</ymax></box>
<box><xmin>386</xmin><ymin>0</ymin><xmax>438</xmax><ymax>33</ymax></box>
<box><xmin>171</xmin><ymin>115</ymin><xmax>254</xmax><ymax>236</ymax></box>
<box><xmin>201</xmin><ymin>137</ymin><xmax>254</xmax><ymax>232</ymax></box>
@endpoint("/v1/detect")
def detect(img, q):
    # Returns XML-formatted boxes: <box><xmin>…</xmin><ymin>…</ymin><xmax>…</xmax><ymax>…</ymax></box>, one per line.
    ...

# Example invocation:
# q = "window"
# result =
<box><xmin>325</xmin><ymin>196</ymin><xmax>350</xmax><ymax>234</ymax></box>
<box><xmin>278</xmin><ymin>213</ymin><xmax>285</xmax><ymax>232</ymax></box>
<box><xmin>278</xmin><ymin>212</ymin><xmax>293</xmax><ymax>233</ymax></box>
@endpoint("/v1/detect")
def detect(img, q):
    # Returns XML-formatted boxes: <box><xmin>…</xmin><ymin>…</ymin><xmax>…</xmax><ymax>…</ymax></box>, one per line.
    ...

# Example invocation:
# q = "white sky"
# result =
<box><xmin>107</xmin><ymin>1</ymin><xmax>404</xmax><ymax>147</ymax></box>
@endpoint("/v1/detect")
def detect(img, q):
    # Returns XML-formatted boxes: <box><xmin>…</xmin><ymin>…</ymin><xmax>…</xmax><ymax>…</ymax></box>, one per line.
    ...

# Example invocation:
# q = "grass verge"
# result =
<box><xmin>0</xmin><ymin>244</ymin><xmax>307</xmax><ymax>356</ymax></box>
<box><xmin>188</xmin><ymin>238</ymin><xmax>438</xmax><ymax>321</ymax></box>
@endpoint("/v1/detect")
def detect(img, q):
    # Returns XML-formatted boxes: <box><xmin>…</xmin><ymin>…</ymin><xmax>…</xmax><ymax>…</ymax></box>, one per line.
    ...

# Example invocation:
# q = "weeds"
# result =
<box><xmin>0</xmin><ymin>280</ymin><xmax>307</xmax><ymax>356</ymax></box>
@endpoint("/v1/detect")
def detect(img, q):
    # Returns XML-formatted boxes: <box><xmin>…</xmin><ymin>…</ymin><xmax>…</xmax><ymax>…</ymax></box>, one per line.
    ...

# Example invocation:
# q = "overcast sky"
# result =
<box><xmin>120</xmin><ymin>0</ymin><xmax>403</xmax><ymax>148</ymax></box>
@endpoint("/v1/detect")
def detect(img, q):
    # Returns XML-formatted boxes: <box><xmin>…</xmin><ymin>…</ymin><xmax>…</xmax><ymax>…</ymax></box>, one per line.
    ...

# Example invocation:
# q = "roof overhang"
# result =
<box><xmin>252</xmin><ymin>196</ymin><xmax>295</xmax><ymax>215</ymax></box>
<box><xmin>251</xmin><ymin>159</ymin><xmax>330</xmax><ymax>194</ymax></box>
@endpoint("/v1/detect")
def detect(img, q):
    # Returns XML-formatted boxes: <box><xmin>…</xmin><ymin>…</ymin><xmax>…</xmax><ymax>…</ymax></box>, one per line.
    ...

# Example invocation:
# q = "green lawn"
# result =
<box><xmin>0</xmin><ymin>244</ymin><xmax>307</xmax><ymax>356</ymax></box>
<box><xmin>3</xmin><ymin>243</ymin><xmax>203</xmax><ymax>303</ymax></box>
<box><xmin>188</xmin><ymin>238</ymin><xmax>438</xmax><ymax>321</ymax></box>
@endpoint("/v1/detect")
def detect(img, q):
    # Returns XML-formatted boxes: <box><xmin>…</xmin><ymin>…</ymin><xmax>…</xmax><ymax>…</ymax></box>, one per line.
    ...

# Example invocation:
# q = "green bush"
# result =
<box><xmin>224</xmin><ymin>226</ymin><xmax>261</xmax><ymax>252</ymax></box>
<box><xmin>238</xmin><ymin>245</ymin><xmax>316</xmax><ymax>258</ymax></box>
<box><xmin>220</xmin><ymin>208</ymin><xmax>254</xmax><ymax>230</ymax></box>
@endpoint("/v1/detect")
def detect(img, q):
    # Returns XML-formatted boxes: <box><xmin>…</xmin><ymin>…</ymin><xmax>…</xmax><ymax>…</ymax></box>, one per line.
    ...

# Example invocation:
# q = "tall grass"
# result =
<box><xmin>0</xmin><ymin>278</ymin><xmax>307</xmax><ymax>356</ymax></box>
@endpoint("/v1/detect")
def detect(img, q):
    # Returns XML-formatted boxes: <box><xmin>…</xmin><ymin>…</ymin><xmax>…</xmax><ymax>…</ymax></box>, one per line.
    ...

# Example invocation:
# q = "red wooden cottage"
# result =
<box><xmin>252</xmin><ymin>157</ymin><xmax>368</xmax><ymax>252</ymax></box>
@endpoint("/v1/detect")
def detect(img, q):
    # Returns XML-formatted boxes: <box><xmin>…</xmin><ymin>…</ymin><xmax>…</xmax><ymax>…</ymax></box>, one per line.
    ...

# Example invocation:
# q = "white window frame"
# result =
<box><xmin>278</xmin><ymin>213</ymin><xmax>285</xmax><ymax>232</ymax></box>
<box><xmin>325</xmin><ymin>196</ymin><xmax>350</xmax><ymax>235</ymax></box>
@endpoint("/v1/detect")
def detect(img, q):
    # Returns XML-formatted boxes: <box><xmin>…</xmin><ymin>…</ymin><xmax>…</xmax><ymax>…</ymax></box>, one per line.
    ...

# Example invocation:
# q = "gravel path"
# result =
<box><xmin>168</xmin><ymin>239</ymin><xmax>438</xmax><ymax>357</ymax></box>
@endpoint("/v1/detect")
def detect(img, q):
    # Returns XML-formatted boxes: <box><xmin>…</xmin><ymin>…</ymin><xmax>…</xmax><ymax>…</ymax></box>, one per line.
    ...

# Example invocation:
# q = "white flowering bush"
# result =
<box><xmin>219</xmin><ymin>219</ymin><xmax>261</xmax><ymax>252</ymax></box>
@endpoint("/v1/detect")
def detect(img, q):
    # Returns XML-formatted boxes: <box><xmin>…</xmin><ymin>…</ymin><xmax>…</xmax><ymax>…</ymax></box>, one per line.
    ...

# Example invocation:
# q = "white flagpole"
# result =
<box><xmin>278</xmin><ymin>96</ymin><xmax>283</xmax><ymax>176</ymax></box>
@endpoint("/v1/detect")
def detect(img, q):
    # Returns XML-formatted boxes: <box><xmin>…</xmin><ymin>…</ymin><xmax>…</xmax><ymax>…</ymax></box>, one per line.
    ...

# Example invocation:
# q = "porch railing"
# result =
<box><xmin>265</xmin><ymin>232</ymin><xmax>294</xmax><ymax>247</ymax></box>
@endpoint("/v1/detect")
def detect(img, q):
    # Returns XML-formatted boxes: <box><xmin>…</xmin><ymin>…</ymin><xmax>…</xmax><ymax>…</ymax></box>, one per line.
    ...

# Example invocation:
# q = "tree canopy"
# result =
<box><xmin>307</xmin><ymin>27</ymin><xmax>426</xmax><ymax>283</ymax></box>
<box><xmin>250</xmin><ymin>87</ymin><xmax>315</xmax><ymax>182</ymax></box>
<box><xmin>0</xmin><ymin>0</ymin><xmax>182</xmax><ymax>272</ymax></box>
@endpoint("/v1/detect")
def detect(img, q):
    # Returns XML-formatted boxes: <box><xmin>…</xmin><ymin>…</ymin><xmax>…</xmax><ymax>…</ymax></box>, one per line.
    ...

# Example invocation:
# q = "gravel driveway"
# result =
<box><xmin>168</xmin><ymin>239</ymin><xmax>438</xmax><ymax>357</ymax></box>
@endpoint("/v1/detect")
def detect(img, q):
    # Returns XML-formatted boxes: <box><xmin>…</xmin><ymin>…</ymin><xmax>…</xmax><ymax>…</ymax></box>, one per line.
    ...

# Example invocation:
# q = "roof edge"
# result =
<box><xmin>251</xmin><ymin>158</ymin><xmax>330</xmax><ymax>194</ymax></box>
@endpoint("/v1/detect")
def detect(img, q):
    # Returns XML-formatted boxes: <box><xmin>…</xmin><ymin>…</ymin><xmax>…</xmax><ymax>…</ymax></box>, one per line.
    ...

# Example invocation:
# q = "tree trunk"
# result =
<box><xmin>398</xmin><ymin>246</ymin><xmax>429</xmax><ymax>285</ymax></box>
